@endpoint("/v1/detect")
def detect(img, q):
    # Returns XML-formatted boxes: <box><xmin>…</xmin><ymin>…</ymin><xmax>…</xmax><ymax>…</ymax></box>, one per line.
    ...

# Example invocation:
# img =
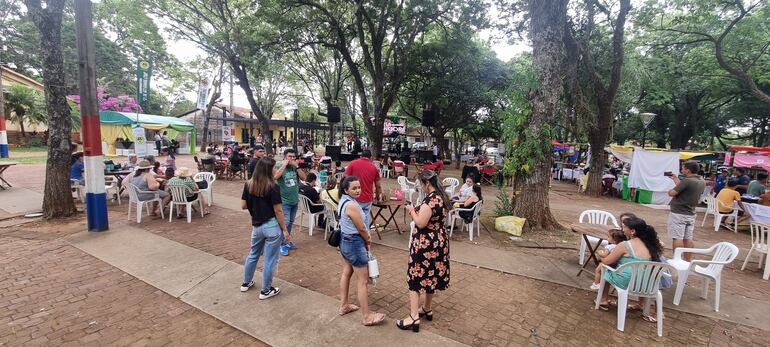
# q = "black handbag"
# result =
<box><xmin>327</xmin><ymin>200</ymin><xmax>350</xmax><ymax>247</ymax></box>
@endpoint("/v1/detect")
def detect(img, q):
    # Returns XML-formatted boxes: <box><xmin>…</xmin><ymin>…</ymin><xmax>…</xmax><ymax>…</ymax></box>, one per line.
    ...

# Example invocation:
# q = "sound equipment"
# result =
<box><xmin>421</xmin><ymin>109</ymin><xmax>435</xmax><ymax>127</ymax></box>
<box><xmin>328</xmin><ymin>106</ymin><xmax>341</xmax><ymax>123</ymax></box>
<box><xmin>325</xmin><ymin>145</ymin><xmax>341</xmax><ymax>161</ymax></box>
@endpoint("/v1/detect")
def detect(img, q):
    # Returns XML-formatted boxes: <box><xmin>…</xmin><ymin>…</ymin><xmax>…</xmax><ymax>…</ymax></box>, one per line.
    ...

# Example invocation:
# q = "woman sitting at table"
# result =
<box><xmin>596</xmin><ymin>217</ymin><xmax>663</xmax><ymax>323</ymax></box>
<box><xmin>453</xmin><ymin>176</ymin><xmax>476</xmax><ymax>201</ymax></box>
<box><xmin>129</xmin><ymin>160</ymin><xmax>170</xmax><ymax>217</ymax></box>
<box><xmin>457</xmin><ymin>184</ymin><xmax>482</xmax><ymax>223</ymax></box>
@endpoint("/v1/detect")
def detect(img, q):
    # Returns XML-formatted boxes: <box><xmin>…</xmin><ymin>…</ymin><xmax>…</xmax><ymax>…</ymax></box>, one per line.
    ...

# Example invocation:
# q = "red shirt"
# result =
<box><xmin>345</xmin><ymin>157</ymin><xmax>380</xmax><ymax>203</ymax></box>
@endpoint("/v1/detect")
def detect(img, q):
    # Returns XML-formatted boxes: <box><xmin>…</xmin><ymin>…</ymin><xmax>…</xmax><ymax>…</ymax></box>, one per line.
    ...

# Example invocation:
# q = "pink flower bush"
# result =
<box><xmin>67</xmin><ymin>87</ymin><xmax>144</xmax><ymax>113</ymax></box>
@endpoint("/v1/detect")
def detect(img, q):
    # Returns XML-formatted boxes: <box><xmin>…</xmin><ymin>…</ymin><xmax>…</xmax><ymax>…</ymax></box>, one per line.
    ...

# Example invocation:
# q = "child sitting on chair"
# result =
<box><xmin>590</xmin><ymin>228</ymin><xmax>628</xmax><ymax>290</ymax></box>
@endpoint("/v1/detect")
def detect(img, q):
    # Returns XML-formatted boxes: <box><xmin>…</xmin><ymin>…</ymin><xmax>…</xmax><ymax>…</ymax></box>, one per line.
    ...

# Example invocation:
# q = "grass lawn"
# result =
<box><xmin>0</xmin><ymin>156</ymin><xmax>48</xmax><ymax>165</ymax></box>
<box><xmin>9</xmin><ymin>146</ymin><xmax>48</xmax><ymax>152</ymax></box>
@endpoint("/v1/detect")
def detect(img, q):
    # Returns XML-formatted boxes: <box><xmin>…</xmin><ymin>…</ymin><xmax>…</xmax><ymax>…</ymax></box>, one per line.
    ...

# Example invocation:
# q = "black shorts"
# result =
<box><xmin>186</xmin><ymin>194</ymin><xmax>198</xmax><ymax>202</ymax></box>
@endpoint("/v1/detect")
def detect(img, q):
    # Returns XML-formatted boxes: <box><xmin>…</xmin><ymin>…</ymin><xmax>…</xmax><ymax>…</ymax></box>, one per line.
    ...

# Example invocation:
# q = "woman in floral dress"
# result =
<box><xmin>397</xmin><ymin>170</ymin><xmax>452</xmax><ymax>333</ymax></box>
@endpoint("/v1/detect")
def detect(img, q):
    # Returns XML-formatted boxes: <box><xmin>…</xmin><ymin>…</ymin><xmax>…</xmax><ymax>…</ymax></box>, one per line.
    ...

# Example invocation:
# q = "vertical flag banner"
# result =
<box><xmin>132</xmin><ymin>125</ymin><xmax>147</xmax><ymax>156</ymax></box>
<box><xmin>222</xmin><ymin>126</ymin><xmax>235</xmax><ymax>143</ymax></box>
<box><xmin>196</xmin><ymin>78</ymin><xmax>210</xmax><ymax>110</ymax></box>
<box><xmin>136</xmin><ymin>60</ymin><xmax>152</xmax><ymax>109</ymax></box>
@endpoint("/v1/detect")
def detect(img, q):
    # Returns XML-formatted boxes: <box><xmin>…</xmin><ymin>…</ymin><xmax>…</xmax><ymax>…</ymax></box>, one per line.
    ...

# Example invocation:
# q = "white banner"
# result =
<box><xmin>196</xmin><ymin>78</ymin><xmax>210</xmax><ymax>110</ymax></box>
<box><xmin>132</xmin><ymin>125</ymin><xmax>148</xmax><ymax>157</ymax></box>
<box><xmin>222</xmin><ymin>126</ymin><xmax>235</xmax><ymax>142</ymax></box>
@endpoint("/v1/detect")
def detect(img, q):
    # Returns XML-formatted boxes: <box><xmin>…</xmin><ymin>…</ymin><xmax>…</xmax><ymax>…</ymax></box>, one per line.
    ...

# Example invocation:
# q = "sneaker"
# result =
<box><xmin>240</xmin><ymin>281</ymin><xmax>255</xmax><ymax>292</ymax></box>
<box><xmin>280</xmin><ymin>245</ymin><xmax>289</xmax><ymax>256</ymax></box>
<box><xmin>259</xmin><ymin>287</ymin><xmax>281</xmax><ymax>300</ymax></box>
<box><xmin>589</xmin><ymin>283</ymin><xmax>601</xmax><ymax>291</ymax></box>
<box><xmin>286</xmin><ymin>242</ymin><xmax>298</xmax><ymax>250</ymax></box>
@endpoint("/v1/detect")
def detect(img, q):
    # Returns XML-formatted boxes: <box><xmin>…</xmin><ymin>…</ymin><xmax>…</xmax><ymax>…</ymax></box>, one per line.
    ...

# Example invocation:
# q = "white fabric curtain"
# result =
<box><xmin>628</xmin><ymin>149</ymin><xmax>680</xmax><ymax>192</ymax></box>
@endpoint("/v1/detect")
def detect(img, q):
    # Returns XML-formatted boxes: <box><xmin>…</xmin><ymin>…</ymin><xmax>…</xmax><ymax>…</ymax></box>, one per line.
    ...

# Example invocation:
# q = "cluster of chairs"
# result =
<box><xmin>194</xmin><ymin>156</ymin><xmax>244</xmax><ymax>180</ymax></box>
<box><xmin>125</xmin><ymin>172</ymin><xmax>216</xmax><ymax>224</ymax></box>
<box><xmin>579</xmin><ymin>209</ymin><xmax>742</xmax><ymax>337</ymax></box>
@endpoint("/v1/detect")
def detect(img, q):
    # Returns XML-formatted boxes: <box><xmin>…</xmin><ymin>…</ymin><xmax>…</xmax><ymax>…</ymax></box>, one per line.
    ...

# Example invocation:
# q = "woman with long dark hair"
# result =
<box><xmin>398</xmin><ymin>170</ymin><xmax>452</xmax><ymax>333</ymax></box>
<box><xmin>597</xmin><ymin>217</ymin><xmax>663</xmax><ymax>323</ymax></box>
<box><xmin>240</xmin><ymin>157</ymin><xmax>290</xmax><ymax>300</ymax></box>
<box><xmin>337</xmin><ymin>176</ymin><xmax>386</xmax><ymax>326</ymax></box>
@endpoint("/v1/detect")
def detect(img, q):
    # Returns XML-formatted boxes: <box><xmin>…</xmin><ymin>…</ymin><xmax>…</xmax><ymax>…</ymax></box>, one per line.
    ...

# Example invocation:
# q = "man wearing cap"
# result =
<box><xmin>247</xmin><ymin>145</ymin><xmax>266</xmax><ymax>179</ymax></box>
<box><xmin>714</xmin><ymin>168</ymin><xmax>728</xmax><ymax>195</ymax></box>
<box><xmin>167</xmin><ymin>167</ymin><xmax>209</xmax><ymax>215</ymax></box>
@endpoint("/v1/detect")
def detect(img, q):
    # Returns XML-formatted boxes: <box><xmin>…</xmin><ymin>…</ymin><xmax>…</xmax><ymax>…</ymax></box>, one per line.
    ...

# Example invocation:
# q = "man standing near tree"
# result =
<box><xmin>667</xmin><ymin>161</ymin><xmax>705</xmax><ymax>261</ymax></box>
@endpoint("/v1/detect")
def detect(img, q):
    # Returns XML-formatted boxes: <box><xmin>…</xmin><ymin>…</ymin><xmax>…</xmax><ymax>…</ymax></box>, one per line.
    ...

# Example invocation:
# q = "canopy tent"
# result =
<box><xmin>729</xmin><ymin>145</ymin><xmax>770</xmax><ymax>154</ymax></box>
<box><xmin>98</xmin><ymin>111</ymin><xmax>196</xmax><ymax>155</ymax></box>
<box><xmin>607</xmin><ymin>145</ymin><xmax>714</xmax><ymax>163</ymax></box>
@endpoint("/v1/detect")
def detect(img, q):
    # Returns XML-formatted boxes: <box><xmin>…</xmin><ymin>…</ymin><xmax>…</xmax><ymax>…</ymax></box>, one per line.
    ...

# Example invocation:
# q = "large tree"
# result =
<box><xmin>150</xmin><ymin>0</ymin><xmax>276</xmax><ymax>152</ymax></box>
<box><xmin>279</xmin><ymin>0</ymin><xmax>486</xmax><ymax>157</ymax></box>
<box><xmin>25</xmin><ymin>0</ymin><xmax>77</xmax><ymax>218</ymax></box>
<box><xmin>505</xmin><ymin>0</ymin><xmax>567</xmax><ymax>230</ymax></box>
<box><xmin>563</xmin><ymin>0</ymin><xmax>631</xmax><ymax>197</ymax></box>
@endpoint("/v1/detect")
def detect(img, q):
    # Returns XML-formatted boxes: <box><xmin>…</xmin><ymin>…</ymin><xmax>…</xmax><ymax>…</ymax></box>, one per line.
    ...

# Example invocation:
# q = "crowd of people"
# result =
<box><xmin>237</xmin><ymin>147</ymin><xmax>461</xmax><ymax>330</ymax></box>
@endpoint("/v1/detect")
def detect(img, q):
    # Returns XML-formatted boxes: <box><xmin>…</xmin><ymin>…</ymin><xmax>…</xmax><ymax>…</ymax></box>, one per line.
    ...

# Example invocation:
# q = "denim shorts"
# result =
<box><xmin>340</xmin><ymin>233</ymin><xmax>368</xmax><ymax>267</ymax></box>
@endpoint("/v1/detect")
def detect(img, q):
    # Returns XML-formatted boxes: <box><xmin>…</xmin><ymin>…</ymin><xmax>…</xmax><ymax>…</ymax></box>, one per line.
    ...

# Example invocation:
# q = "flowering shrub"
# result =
<box><xmin>67</xmin><ymin>88</ymin><xmax>143</xmax><ymax>113</ymax></box>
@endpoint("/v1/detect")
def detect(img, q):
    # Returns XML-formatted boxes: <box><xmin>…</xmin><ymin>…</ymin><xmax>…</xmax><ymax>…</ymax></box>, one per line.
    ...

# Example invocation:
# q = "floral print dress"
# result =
<box><xmin>408</xmin><ymin>191</ymin><xmax>450</xmax><ymax>293</ymax></box>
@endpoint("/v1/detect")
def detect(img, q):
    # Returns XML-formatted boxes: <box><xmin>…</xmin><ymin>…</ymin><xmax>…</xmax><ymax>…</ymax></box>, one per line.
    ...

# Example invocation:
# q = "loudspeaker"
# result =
<box><xmin>325</xmin><ymin>145</ymin><xmax>341</xmax><ymax>161</ymax></box>
<box><xmin>421</xmin><ymin>109</ymin><xmax>435</xmax><ymax>127</ymax></box>
<box><xmin>328</xmin><ymin>106</ymin><xmax>341</xmax><ymax>123</ymax></box>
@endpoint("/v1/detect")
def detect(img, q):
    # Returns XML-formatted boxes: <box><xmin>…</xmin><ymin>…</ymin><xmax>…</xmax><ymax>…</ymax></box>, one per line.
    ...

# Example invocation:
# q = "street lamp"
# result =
<box><xmin>284</xmin><ymin>116</ymin><xmax>288</xmax><ymax>147</ymax></box>
<box><xmin>639</xmin><ymin>112</ymin><xmax>656</xmax><ymax>148</ymax></box>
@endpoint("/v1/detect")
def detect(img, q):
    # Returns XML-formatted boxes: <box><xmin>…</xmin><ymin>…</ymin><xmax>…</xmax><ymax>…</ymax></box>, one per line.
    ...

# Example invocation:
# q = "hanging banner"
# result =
<box><xmin>136</xmin><ymin>60</ymin><xmax>152</xmax><ymax>109</ymax></box>
<box><xmin>132</xmin><ymin>125</ymin><xmax>147</xmax><ymax>156</ymax></box>
<box><xmin>222</xmin><ymin>125</ymin><xmax>235</xmax><ymax>142</ymax></box>
<box><xmin>196</xmin><ymin>78</ymin><xmax>210</xmax><ymax>110</ymax></box>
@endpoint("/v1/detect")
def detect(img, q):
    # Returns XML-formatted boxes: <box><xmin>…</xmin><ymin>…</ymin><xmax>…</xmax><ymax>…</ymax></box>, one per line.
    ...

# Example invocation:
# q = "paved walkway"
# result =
<box><xmin>212</xmin><ymin>191</ymin><xmax>770</xmax><ymax>331</ymax></box>
<box><xmin>65</xmin><ymin>224</ymin><xmax>464</xmax><ymax>347</ymax></box>
<box><xmin>0</xmin><ymin>187</ymin><xmax>43</xmax><ymax>216</ymax></box>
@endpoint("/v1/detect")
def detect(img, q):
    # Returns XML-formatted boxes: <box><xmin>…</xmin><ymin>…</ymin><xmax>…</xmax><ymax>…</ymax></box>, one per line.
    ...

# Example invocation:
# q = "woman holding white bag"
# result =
<box><xmin>336</xmin><ymin>175</ymin><xmax>386</xmax><ymax>326</ymax></box>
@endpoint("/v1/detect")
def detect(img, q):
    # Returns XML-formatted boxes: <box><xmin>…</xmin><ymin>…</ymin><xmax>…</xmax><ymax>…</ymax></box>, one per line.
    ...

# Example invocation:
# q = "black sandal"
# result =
<box><xmin>396</xmin><ymin>314</ymin><xmax>420</xmax><ymax>332</ymax></box>
<box><xmin>418</xmin><ymin>307</ymin><xmax>433</xmax><ymax>321</ymax></box>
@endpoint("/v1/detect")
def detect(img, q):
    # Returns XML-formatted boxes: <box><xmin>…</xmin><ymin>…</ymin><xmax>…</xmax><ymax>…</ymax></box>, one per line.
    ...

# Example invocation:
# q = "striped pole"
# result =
<box><xmin>75</xmin><ymin>0</ymin><xmax>108</xmax><ymax>231</ymax></box>
<box><xmin>0</xmin><ymin>66</ymin><xmax>8</xmax><ymax>158</ymax></box>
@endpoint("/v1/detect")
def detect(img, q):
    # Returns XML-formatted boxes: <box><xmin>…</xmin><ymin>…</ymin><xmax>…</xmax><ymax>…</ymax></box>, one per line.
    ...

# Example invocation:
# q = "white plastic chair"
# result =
<box><xmin>594</xmin><ymin>261</ymin><xmax>671</xmax><ymax>337</ymax></box>
<box><xmin>449</xmin><ymin>200</ymin><xmax>483</xmax><ymax>241</ymax></box>
<box><xmin>322</xmin><ymin>200</ymin><xmax>338</xmax><ymax>240</ymax></box>
<box><xmin>126</xmin><ymin>183</ymin><xmax>164</xmax><ymax>223</ymax></box>
<box><xmin>298</xmin><ymin>195</ymin><xmax>325</xmax><ymax>236</ymax></box>
<box><xmin>741</xmin><ymin>222</ymin><xmax>770</xmax><ymax>280</ymax></box>
<box><xmin>193</xmin><ymin>172</ymin><xmax>216</xmax><ymax>206</ymax></box>
<box><xmin>670</xmin><ymin>242</ymin><xmax>739</xmax><ymax>312</ymax></box>
<box><xmin>578</xmin><ymin>210</ymin><xmax>619</xmax><ymax>265</ymax></box>
<box><xmin>714</xmin><ymin>199</ymin><xmax>739</xmax><ymax>232</ymax></box>
<box><xmin>167</xmin><ymin>185</ymin><xmax>204</xmax><ymax>223</ymax></box>
<box><xmin>700</xmin><ymin>196</ymin><xmax>719</xmax><ymax>227</ymax></box>
<box><xmin>442</xmin><ymin>177</ymin><xmax>460</xmax><ymax>196</ymax></box>
<box><xmin>397</xmin><ymin>176</ymin><xmax>418</xmax><ymax>205</ymax></box>
<box><xmin>105</xmin><ymin>177</ymin><xmax>121</xmax><ymax>205</ymax></box>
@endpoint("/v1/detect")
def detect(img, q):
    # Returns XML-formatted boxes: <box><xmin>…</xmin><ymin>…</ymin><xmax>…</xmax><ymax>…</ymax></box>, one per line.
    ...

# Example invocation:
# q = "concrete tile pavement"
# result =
<box><xmin>65</xmin><ymin>224</ymin><xmax>465</xmax><ymax>347</ymax></box>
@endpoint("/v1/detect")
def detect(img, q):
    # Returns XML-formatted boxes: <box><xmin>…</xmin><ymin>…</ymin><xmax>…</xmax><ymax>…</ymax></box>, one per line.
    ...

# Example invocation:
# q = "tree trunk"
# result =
<box><xmin>19</xmin><ymin>120</ymin><xmax>27</xmax><ymax>139</ymax></box>
<box><xmin>26</xmin><ymin>0</ymin><xmax>77</xmax><ymax>218</ymax></box>
<box><xmin>510</xmin><ymin>0</ymin><xmax>566</xmax><ymax>231</ymax></box>
<box><xmin>260</xmin><ymin>119</ymin><xmax>272</xmax><ymax>154</ymax></box>
<box><xmin>585</xmin><ymin>103</ymin><xmax>612</xmax><ymax>197</ymax></box>
<box><xmin>453</xmin><ymin>129</ymin><xmax>462</xmax><ymax>169</ymax></box>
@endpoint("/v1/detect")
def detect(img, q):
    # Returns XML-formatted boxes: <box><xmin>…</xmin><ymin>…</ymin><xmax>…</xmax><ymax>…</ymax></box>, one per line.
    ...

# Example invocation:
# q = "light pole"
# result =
<box><xmin>640</xmin><ymin>112</ymin><xmax>656</xmax><ymax>148</ymax></box>
<box><xmin>284</xmin><ymin>116</ymin><xmax>288</xmax><ymax>147</ymax></box>
<box><xmin>293</xmin><ymin>109</ymin><xmax>298</xmax><ymax>150</ymax></box>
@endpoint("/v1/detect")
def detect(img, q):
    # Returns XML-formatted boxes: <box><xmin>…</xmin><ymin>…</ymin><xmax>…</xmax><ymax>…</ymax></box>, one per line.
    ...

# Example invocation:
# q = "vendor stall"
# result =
<box><xmin>99</xmin><ymin>111</ymin><xmax>196</xmax><ymax>156</ymax></box>
<box><xmin>628</xmin><ymin>148</ymin><xmax>680</xmax><ymax>205</ymax></box>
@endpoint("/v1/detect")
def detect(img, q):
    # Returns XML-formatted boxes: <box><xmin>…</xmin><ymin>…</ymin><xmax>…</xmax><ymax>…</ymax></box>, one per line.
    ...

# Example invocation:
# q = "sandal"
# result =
<box><xmin>338</xmin><ymin>304</ymin><xmax>359</xmax><ymax>316</ymax></box>
<box><xmin>641</xmin><ymin>314</ymin><xmax>657</xmax><ymax>323</ymax></box>
<box><xmin>627</xmin><ymin>304</ymin><xmax>642</xmax><ymax>312</ymax></box>
<box><xmin>418</xmin><ymin>307</ymin><xmax>433</xmax><ymax>321</ymax></box>
<box><xmin>597</xmin><ymin>303</ymin><xmax>610</xmax><ymax>311</ymax></box>
<box><xmin>362</xmin><ymin>312</ymin><xmax>386</xmax><ymax>326</ymax></box>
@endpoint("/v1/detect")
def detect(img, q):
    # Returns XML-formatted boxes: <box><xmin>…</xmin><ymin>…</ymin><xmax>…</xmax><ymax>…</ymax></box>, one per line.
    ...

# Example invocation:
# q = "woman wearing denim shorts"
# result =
<box><xmin>240</xmin><ymin>157</ymin><xmax>290</xmax><ymax>300</ymax></box>
<box><xmin>337</xmin><ymin>176</ymin><xmax>386</xmax><ymax>326</ymax></box>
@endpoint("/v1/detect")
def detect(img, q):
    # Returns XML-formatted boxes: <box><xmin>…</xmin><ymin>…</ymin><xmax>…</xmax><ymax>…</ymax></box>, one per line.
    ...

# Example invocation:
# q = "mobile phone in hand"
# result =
<box><xmin>664</xmin><ymin>171</ymin><xmax>673</xmax><ymax>177</ymax></box>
